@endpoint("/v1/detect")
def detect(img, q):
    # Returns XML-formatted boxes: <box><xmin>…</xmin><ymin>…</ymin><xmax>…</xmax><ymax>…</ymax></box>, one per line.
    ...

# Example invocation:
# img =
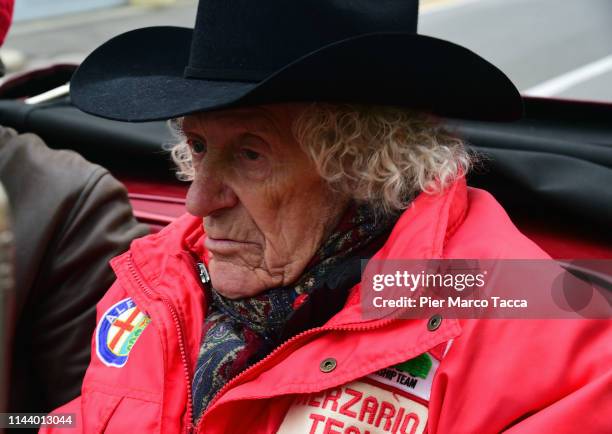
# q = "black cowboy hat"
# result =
<box><xmin>70</xmin><ymin>0</ymin><xmax>523</xmax><ymax>122</ymax></box>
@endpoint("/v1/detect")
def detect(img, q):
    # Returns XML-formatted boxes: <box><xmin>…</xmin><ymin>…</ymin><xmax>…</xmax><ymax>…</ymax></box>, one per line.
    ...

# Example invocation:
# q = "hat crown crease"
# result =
<box><xmin>184</xmin><ymin>0</ymin><xmax>419</xmax><ymax>81</ymax></box>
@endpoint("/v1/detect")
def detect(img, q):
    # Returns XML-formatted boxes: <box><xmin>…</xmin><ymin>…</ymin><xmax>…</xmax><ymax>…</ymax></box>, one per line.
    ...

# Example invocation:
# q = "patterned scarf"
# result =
<box><xmin>191</xmin><ymin>204</ymin><xmax>397</xmax><ymax>421</ymax></box>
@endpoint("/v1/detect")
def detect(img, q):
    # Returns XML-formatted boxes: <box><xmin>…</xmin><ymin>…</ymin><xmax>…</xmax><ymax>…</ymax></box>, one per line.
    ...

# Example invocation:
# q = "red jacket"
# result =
<box><xmin>43</xmin><ymin>179</ymin><xmax>611</xmax><ymax>433</ymax></box>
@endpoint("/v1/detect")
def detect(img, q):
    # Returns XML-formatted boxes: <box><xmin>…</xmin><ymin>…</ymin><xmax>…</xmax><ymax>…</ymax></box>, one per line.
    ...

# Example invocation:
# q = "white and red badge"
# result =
<box><xmin>278</xmin><ymin>353</ymin><xmax>438</xmax><ymax>434</ymax></box>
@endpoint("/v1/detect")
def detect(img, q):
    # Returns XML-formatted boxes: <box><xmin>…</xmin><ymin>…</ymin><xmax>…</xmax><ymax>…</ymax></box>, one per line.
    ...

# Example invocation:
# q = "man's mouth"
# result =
<box><xmin>204</xmin><ymin>236</ymin><xmax>257</xmax><ymax>254</ymax></box>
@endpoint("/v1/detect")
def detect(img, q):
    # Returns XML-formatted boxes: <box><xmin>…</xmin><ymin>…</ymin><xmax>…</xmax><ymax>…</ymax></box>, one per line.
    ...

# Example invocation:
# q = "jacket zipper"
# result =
<box><xmin>195</xmin><ymin>315</ymin><xmax>396</xmax><ymax>433</ymax></box>
<box><xmin>129</xmin><ymin>255</ymin><xmax>398</xmax><ymax>434</ymax></box>
<box><xmin>126</xmin><ymin>254</ymin><xmax>195</xmax><ymax>434</ymax></box>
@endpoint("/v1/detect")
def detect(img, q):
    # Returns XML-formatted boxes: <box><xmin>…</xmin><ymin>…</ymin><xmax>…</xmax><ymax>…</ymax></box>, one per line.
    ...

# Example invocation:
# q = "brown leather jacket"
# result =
<box><xmin>0</xmin><ymin>126</ymin><xmax>149</xmax><ymax>418</ymax></box>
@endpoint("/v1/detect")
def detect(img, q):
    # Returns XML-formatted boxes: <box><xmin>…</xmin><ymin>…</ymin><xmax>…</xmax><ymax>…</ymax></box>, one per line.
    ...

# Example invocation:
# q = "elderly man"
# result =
<box><xmin>43</xmin><ymin>1</ymin><xmax>610</xmax><ymax>433</ymax></box>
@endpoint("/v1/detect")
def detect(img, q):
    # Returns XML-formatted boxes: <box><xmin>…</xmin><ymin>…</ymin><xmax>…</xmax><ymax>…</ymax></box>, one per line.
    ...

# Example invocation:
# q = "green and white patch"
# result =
<box><xmin>367</xmin><ymin>353</ymin><xmax>439</xmax><ymax>401</ymax></box>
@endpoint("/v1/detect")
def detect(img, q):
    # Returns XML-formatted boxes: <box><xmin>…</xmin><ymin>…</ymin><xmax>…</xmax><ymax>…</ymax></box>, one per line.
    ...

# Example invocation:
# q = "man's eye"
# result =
<box><xmin>242</xmin><ymin>149</ymin><xmax>261</xmax><ymax>161</ymax></box>
<box><xmin>187</xmin><ymin>138</ymin><xmax>206</xmax><ymax>154</ymax></box>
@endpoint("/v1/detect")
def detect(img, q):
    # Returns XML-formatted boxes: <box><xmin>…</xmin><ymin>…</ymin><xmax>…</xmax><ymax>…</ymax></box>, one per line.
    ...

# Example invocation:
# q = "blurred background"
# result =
<box><xmin>2</xmin><ymin>0</ymin><xmax>612</xmax><ymax>103</ymax></box>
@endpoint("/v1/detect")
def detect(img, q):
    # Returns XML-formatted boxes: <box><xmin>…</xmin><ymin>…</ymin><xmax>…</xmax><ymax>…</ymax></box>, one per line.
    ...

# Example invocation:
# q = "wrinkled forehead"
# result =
<box><xmin>182</xmin><ymin>104</ymin><xmax>304</xmax><ymax>138</ymax></box>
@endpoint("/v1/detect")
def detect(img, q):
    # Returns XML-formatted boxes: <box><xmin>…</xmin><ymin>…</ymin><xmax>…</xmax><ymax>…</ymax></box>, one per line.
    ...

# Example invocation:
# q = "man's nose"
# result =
<box><xmin>185</xmin><ymin>161</ymin><xmax>238</xmax><ymax>217</ymax></box>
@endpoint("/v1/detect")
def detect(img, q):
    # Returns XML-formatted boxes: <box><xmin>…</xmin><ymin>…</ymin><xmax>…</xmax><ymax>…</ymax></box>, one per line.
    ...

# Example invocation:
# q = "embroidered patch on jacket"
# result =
<box><xmin>95</xmin><ymin>297</ymin><xmax>151</xmax><ymax>368</ymax></box>
<box><xmin>366</xmin><ymin>353</ymin><xmax>439</xmax><ymax>402</ymax></box>
<box><xmin>277</xmin><ymin>378</ymin><xmax>429</xmax><ymax>434</ymax></box>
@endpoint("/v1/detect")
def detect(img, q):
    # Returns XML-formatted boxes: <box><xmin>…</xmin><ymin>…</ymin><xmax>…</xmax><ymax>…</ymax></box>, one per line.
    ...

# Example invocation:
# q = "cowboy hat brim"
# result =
<box><xmin>71</xmin><ymin>26</ymin><xmax>523</xmax><ymax>122</ymax></box>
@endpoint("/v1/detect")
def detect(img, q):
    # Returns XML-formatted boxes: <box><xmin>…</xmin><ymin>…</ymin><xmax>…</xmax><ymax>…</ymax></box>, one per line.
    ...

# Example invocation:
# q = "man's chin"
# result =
<box><xmin>208</xmin><ymin>259</ymin><xmax>270</xmax><ymax>299</ymax></box>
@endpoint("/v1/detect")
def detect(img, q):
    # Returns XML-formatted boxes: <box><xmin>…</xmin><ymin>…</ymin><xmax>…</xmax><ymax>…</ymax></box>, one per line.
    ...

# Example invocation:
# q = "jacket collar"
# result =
<box><xmin>376</xmin><ymin>176</ymin><xmax>468</xmax><ymax>260</ymax></box>
<box><xmin>324</xmin><ymin>177</ymin><xmax>469</xmax><ymax>326</ymax></box>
